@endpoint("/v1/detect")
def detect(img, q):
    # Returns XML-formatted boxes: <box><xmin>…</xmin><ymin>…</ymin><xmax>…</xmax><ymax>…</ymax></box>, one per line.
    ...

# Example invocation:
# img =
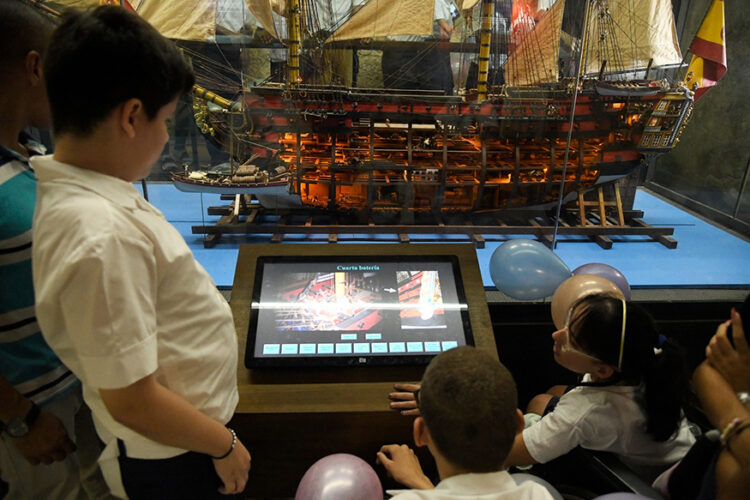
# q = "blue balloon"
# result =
<box><xmin>572</xmin><ymin>262</ymin><xmax>631</xmax><ymax>300</ymax></box>
<box><xmin>489</xmin><ymin>239</ymin><xmax>572</xmax><ymax>300</ymax></box>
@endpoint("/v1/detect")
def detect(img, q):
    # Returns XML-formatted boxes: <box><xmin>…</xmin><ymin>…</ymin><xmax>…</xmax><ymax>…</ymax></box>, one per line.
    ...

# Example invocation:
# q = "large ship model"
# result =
<box><xmin>173</xmin><ymin>0</ymin><xmax>694</xmax><ymax>217</ymax></box>
<box><xmin>35</xmin><ymin>0</ymin><xmax>695</xmax><ymax>216</ymax></box>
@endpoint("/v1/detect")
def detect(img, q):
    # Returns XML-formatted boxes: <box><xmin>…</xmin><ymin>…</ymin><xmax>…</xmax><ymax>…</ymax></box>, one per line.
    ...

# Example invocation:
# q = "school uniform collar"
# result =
<box><xmin>30</xmin><ymin>154</ymin><xmax>149</xmax><ymax>211</ymax></box>
<box><xmin>433</xmin><ymin>470</ymin><xmax>518</xmax><ymax>494</ymax></box>
<box><xmin>387</xmin><ymin>470</ymin><xmax>517</xmax><ymax>497</ymax></box>
<box><xmin>577</xmin><ymin>373</ymin><xmax>639</xmax><ymax>393</ymax></box>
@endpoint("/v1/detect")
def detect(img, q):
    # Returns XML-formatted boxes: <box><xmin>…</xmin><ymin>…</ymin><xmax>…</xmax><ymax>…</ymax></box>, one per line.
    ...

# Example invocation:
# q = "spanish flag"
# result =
<box><xmin>98</xmin><ymin>0</ymin><xmax>136</xmax><ymax>12</ymax></box>
<box><xmin>684</xmin><ymin>0</ymin><xmax>727</xmax><ymax>101</ymax></box>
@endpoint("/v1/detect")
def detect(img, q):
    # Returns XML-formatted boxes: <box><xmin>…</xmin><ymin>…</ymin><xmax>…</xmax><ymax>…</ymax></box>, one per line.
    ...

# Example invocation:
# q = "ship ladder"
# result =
<box><xmin>575</xmin><ymin>184</ymin><xmax>625</xmax><ymax>249</ymax></box>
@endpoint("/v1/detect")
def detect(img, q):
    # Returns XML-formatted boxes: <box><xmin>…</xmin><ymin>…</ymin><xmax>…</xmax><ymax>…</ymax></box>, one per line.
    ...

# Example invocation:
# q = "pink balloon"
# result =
<box><xmin>295</xmin><ymin>454</ymin><xmax>383</xmax><ymax>500</ymax></box>
<box><xmin>551</xmin><ymin>274</ymin><xmax>624</xmax><ymax>330</ymax></box>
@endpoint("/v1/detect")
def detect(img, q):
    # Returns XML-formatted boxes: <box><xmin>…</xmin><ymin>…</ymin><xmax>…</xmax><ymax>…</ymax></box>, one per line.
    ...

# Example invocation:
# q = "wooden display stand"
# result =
<box><xmin>193</xmin><ymin>191</ymin><xmax>678</xmax><ymax>250</ymax></box>
<box><xmin>229</xmin><ymin>243</ymin><xmax>497</xmax><ymax>497</ymax></box>
<box><xmin>577</xmin><ymin>184</ymin><xmax>626</xmax><ymax>227</ymax></box>
<box><xmin>572</xmin><ymin>183</ymin><xmax>677</xmax><ymax>249</ymax></box>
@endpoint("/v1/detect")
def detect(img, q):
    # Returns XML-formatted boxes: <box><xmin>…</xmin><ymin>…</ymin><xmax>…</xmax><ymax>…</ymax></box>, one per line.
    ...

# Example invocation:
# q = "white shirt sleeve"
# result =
<box><xmin>522</xmin><ymin>390</ymin><xmax>597</xmax><ymax>464</ymax></box>
<box><xmin>434</xmin><ymin>0</ymin><xmax>453</xmax><ymax>21</ymax></box>
<box><xmin>58</xmin><ymin>232</ymin><xmax>158</xmax><ymax>389</ymax></box>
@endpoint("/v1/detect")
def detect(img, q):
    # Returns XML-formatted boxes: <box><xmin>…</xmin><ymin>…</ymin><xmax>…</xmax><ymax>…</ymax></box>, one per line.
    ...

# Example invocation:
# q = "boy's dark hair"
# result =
<box><xmin>44</xmin><ymin>5</ymin><xmax>194</xmax><ymax>135</ymax></box>
<box><xmin>569</xmin><ymin>294</ymin><xmax>689</xmax><ymax>441</ymax></box>
<box><xmin>0</xmin><ymin>0</ymin><xmax>54</xmax><ymax>73</ymax></box>
<box><xmin>419</xmin><ymin>346</ymin><xmax>518</xmax><ymax>472</ymax></box>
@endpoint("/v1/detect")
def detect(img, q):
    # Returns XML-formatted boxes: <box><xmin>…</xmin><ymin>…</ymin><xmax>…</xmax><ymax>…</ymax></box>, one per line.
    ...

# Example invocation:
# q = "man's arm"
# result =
<box><xmin>0</xmin><ymin>375</ymin><xmax>76</xmax><ymax>465</ymax></box>
<box><xmin>693</xmin><ymin>362</ymin><xmax>750</xmax><ymax>500</ymax></box>
<box><xmin>437</xmin><ymin>20</ymin><xmax>452</xmax><ymax>40</ymax></box>
<box><xmin>99</xmin><ymin>374</ymin><xmax>251</xmax><ymax>495</ymax></box>
<box><xmin>706</xmin><ymin>310</ymin><xmax>750</xmax><ymax>394</ymax></box>
<box><xmin>693</xmin><ymin>361</ymin><xmax>743</xmax><ymax>429</ymax></box>
<box><xmin>715</xmin><ymin>448</ymin><xmax>750</xmax><ymax>500</ymax></box>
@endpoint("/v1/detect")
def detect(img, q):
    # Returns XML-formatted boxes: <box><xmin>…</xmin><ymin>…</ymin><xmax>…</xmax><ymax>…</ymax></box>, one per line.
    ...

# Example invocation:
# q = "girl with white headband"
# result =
<box><xmin>504</xmin><ymin>293</ymin><xmax>696</xmax><ymax>480</ymax></box>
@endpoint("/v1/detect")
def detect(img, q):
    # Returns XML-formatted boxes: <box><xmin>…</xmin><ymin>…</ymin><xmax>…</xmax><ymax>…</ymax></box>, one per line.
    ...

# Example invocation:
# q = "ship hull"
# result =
<box><xmin>182</xmin><ymin>81</ymin><xmax>691</xmax><ymax>214</ymax></box>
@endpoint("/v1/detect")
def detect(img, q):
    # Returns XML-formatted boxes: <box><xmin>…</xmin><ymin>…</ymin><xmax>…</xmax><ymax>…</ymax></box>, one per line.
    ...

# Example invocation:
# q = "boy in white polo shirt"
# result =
<box><xmin>32</xmin><ymin>6</ymin><xmax>250</xmax><ymax>498</ymax></box>
<box><xmin>377</xmin><ymin>346</ymin><xmax>554</xmax><ymax>500</ymax></box>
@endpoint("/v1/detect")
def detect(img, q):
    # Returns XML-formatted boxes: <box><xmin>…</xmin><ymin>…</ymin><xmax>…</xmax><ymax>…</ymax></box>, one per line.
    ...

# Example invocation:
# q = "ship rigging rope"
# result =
<box><xmin>297</xmin><ymin>0</ymin><xmax>368</xmax><ymax>86</ymax></box>
<box><xmin>552</xmin><ymin>0</ymin><xmax>591</xmax><ymax>249</ymax></box>
<box><xmin>182</xmin><ymin>45</ymin><xmax>244</xmax><ymax>97</ymax></box>
<box><xmin>587</xmin><ymin>1</ymin><xmax>629</xmax><ymax>77</ymax></box>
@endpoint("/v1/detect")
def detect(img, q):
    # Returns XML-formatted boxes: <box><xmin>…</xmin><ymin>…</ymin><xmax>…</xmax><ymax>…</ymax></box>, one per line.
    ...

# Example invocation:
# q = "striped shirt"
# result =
<box><xmin>0</xmin><ymin>133</ymin><xmax>78</xmax><ymax>406</ymax></box>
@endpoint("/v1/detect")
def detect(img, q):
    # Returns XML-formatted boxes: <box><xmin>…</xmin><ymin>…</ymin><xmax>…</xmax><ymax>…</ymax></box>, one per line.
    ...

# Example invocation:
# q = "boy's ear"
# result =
<box><xmin>515</xmin><ymin>408</ymin><xmax>525</xmax><ymax>434</ymax></box>
<box><xmin>118</xmin><ymin>98</ymin><xmax>144</xmax><ymax>139</ymax></box>
<box><xmin>24</xmin><ymin>50</ymin><xmax>43</xmax><ymax>86</ymax></box>
<box><xmin>413</xmin><ymin>416</ymin><xmax>431</xmax><ymax>448</ymax></box>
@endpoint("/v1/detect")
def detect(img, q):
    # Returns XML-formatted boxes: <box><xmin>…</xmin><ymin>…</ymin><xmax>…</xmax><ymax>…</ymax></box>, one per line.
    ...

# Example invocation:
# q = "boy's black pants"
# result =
<box><xmin>117</xmin><ymin>440</ymin><xmax>235</xmax><ymax>499</ymax></box>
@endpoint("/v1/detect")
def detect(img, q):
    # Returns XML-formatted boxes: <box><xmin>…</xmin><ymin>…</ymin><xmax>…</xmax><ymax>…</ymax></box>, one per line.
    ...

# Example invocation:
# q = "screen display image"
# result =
<box><xmin>397</xmin><ymin>270</ymin><xmax>447</xmax><ymax>330</ymax></box>
<box><xmin>246</xmin><ymin>256</ymin><xmax>473</xmax><ymax>367</ymax></box>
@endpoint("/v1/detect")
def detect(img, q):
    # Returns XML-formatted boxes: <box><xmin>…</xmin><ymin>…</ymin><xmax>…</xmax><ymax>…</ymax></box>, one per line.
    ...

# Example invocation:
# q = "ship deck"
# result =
<box><xmin>138</xmin><ymin>181</ymin><xmax>750</xmax><ymax>292</ymax></box>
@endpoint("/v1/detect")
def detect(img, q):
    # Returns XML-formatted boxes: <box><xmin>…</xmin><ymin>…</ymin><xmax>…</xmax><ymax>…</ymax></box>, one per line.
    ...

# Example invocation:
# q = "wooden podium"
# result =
<box><xmin>229</xmin><ymin>243</ymin><xmax>496</xmax><ymax>497</ymax></box>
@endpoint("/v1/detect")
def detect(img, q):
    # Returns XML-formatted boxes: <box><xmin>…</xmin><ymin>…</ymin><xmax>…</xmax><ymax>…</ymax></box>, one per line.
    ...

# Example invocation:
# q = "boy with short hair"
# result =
<box><xmin>377</xmin><ymin>346</ymin><xmax>553</xmax><ymax>499</ymax></box>
<box><xmin>32</xmin><ymin>6</ymin><xmax>250</xmax><ymax>498</ymax></box>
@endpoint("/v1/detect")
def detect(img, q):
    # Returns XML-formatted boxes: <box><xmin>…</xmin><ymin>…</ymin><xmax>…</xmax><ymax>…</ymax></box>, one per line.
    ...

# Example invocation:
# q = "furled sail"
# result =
<box><xmin>505</xmin><ymin>0</ymin><xmax>565</xmax><ymax>86</ymax></box>
<box><xmin>244</xmin><ymin>0</ymin><xmax>278</xmax><ymax>39</ymax></box>
<box><xmin>582</xmin><ymin>0</ymin><xmax>682</xmax><ymax>75</ymax></box>
<box><xmin>138</xmin><ymin>0</ymin><xmax>217</xmax><ymax>40</ymax></box>
<box><xmin>40</xmin><ymin>0</ymin><xmax>218</xmax><ymax>40</ymax></box>
<box><xmin>327</xmin><ymin>0</ymin><xmax>435</xmax><ymax>42</ymax></box>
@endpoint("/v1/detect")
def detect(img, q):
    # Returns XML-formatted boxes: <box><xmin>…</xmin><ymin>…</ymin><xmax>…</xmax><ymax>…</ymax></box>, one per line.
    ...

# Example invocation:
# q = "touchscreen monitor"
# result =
<box><xmin>245</xmin><ymin>255</ymin><xmax>473</xmax><ymax>367</ymax></box>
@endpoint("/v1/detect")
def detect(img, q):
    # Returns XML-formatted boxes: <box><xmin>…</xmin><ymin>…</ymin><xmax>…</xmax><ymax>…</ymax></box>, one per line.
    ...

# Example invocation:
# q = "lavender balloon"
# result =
<box><xmin>593</xmin><ymin>494</ymin><xmax>652</xmax><ymax>500</ymax></box>
<box><xmin>572</xmin><ymin>263</ymin><xmax>631</xmax><ymax>300</ymax></box>
<box><xmin>295</xmin><ymin>453</ymin><xmax>383</xmax><ymax>500</ymax></box>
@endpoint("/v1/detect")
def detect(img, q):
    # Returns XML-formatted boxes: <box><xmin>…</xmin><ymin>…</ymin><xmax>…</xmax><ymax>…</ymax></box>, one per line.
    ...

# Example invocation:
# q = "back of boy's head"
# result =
<box><xmin>0</xmin><ymin>0</ymin><xmax>54</xmax><ymax>76</ymax></box>
<box><xmin>419</xmin><ymin>346</ymin><xmax>518</xmax><ymax>472</ymax></box>
<box><xmin>44</xmin><ymin>5</ymin><xmax>194</xmax><ymax>136</ymax></box>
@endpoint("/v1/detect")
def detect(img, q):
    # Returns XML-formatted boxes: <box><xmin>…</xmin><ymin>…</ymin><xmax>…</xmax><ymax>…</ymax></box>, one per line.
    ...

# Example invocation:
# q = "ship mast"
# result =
<box><xmin>577</xmin><ymin>0</ymin><xmax>592</xmax><ymax>80</ymax></box>
<box><xmin>287</xmin><ymin>0</ymin><xmax>301</xmax><ymax>87</ymax></box>
<box><xmin>476</xmin><ymin>0</ymin><xmax>494</xmax><ymax>101</ymax></box>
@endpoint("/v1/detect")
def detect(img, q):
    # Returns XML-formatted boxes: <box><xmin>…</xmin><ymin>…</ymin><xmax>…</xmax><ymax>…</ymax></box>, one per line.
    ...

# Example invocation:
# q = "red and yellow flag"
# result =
<box><xmin>684</xmin><ymin>0</ymin><xmax>727</xmax><ymax>101</ymax></box>
<box><xmin>98</xmin><ymin>0</ymin><xmax>135</xmax><ymax>12</ymax></box>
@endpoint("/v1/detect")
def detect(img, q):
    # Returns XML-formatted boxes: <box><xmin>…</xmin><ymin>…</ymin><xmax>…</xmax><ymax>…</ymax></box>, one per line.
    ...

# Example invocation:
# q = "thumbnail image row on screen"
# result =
<box><xmin>261</xmin><ymin>340</ymin><xmax>460</xmax><ymax>356</ymax></box>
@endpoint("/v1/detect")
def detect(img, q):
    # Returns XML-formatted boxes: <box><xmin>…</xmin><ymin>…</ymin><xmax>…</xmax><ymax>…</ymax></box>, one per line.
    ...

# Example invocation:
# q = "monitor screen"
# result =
<box><xmin>245</xmin><ymin>255</ymin><xmax>474</xmax><ymax>368</ymax></box>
